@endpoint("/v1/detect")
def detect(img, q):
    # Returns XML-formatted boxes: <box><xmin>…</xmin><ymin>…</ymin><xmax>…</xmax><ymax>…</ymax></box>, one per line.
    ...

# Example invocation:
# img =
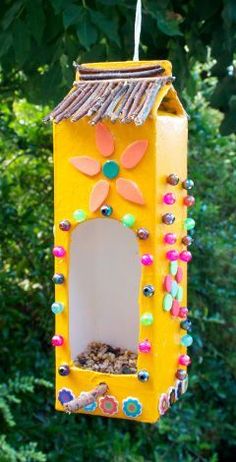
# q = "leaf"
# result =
<box><xmin>12</xmin><ymin>19</ymin><xmax>30</xmax><ymax>65</ymax></box>
<box><xmin>90</xmin><ymin>10</ymin><xmax>120</xmax><ymax>47</ymax></box>
<box><xmin>63</xmin><ymin>4</ymin><xmax>83</xmax><ymax>28</ymax></box>
<box><xmin>26</xmin><ymin>0</ymin><xmax>45</xmax><ymax>44</ymax></box>
<box><xmin>157</xmin><ymin>11</ymin><xmax>183</xmax><ymax>37</ymax></box>
<box><xmin>2</xmin><ymin>0</ymin><xmax>23</xmax><ymax>31</ymax></box>
<box><xmin>76</xmin><ymin>10</ymin><xmax>98</xmax><ymax>50</ymax></box>
<box><xmin>0</xmin><ymin>33</ymin><xmax>12</xmax><ymax>58</ymax></box>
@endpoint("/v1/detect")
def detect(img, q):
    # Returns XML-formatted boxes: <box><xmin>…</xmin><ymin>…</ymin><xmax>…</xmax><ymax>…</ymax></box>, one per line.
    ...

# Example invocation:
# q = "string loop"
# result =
<box><xmin>133</xmin><ymin>0</ymin><xmax>142</xmax><ymax>61</ymax></box>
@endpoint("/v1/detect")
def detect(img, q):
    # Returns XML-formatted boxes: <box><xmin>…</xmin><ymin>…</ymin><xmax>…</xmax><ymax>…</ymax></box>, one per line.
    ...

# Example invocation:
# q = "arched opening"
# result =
<box><xmin>69</xmin><ymin>218</ymin><xmax>141</xmax><ymax>374</ymax></box>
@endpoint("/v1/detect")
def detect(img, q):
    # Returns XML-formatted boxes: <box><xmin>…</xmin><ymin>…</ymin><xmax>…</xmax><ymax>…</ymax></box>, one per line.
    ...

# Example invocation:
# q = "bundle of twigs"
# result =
<box><xmin>44</xmin><ymin>64</ymin><xmax>174</xmax><ymax>126</ymax></box>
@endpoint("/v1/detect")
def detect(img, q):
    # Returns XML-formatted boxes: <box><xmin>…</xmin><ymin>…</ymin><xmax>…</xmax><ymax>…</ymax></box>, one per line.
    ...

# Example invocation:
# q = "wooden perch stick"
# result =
<box><xmin>63</xmin><ymin>383</ymin><xmax>108</xmax><ymax>414</ymax></box>
<box><xmin>76</xmin><ymin>63</ymin><xmax>164</xmax><ymax>75</ymax></box>
<box><xmin>79</xmin><ymin>67</ymin><xmax>165</xmax><ymax>81</ymax></box>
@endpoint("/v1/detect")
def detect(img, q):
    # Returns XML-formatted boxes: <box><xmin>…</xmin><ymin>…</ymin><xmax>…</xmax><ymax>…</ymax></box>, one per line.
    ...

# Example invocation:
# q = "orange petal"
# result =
<box><xmin>69</xmin><ymin>156</ymin><xmax>101</xmax><ymax>176</ymax></box>
<box><xmin>120</xmin><ymin>140</ymin><xmax>148</xmax><ymax>169</ymax></box>
<box><xmin>116</xmin><ymin>178</ymin><xmax>145</xmax><ymax>205</ymax></box>
<box><xmin>95</xmin><ymin>123</ymin><xmax>114</xmax><ymax>157</ymax></box>
<box><xmin>89</xmin><ymin>180</ymin><xmax>110</xmax><ymax>212</ymax></box>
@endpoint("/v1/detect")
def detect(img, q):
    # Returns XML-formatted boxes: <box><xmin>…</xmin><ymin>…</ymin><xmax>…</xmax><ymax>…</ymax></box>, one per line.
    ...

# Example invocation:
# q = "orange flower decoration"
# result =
<box><xmin>69</xmin><ymin>123</ymin><xmax>148</xmax><ymax>212</ymax></box>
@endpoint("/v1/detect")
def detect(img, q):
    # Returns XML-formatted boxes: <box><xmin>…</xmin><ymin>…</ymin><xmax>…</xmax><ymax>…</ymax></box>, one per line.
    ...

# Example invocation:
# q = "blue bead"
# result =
<box><xmin>180</xmin><ymin>319</ymin><xmax>192</xmax><ymax>332</ymax></box>
<box><xmin>100</xmin><ymin>204</ymin><xmax>113</xmax><ymax>216</ymax></box>
<box><xmin>52</xmin><ymin>273</ymin><xmax>64</xmax><ymax>284</ymax></box>
<box><xmin>181</xmin><ymin>334</ymin><xmax>193</xmax><ymax>347</ymax></box>
<box><xmin>58</xmin><ymin>364</ymin><xmax>70</xmax><ymax>376</ymax></box>
<box><xmin>51</xmin><ymin>302</ymin><xmax>64</xmax><ymax>314</ymax></box>
<box><xmin>143</xmin><ymin>285</ymin><xmax>155</xmax><ymax>297</ymax></box>
<box><xmin>137</xmin><ymin>370</ymin><xmax>150</xmax><ymax>382</ymax></box>
<box><xmin>182</xmin><ymin>179</ymin><xmax>194</xmax><ymax>190</ymax></box>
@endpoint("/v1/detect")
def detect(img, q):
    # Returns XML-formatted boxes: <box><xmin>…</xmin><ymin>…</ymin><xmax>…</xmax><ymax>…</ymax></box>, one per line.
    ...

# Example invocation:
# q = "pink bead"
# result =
<box><xmin>141</xmin><ymin>254</ymin><xmax>153</xmax><ymax>266</ymax></box>
<box><xmin>183</xmin><ymin>195</ymin><xmax>195</xmax><ymax>207</ymax></box>
<box><xmin>179</xmin><ymin>354</ymin><xmax>191</xmax><ymax>366</ymax></box>
<box><xmin>163</xmin><ymin>192</ymin><xmax>176</xmax><ymax>205</ymax></box>
<box><xmin>179</xmin><ymin>307</ymin><xmax>188</xmax><ymax>319</ymax></box>
<box><xmin>138</xmin><ymin>339</ymin><xmax>151</xmax><ymax>353</ymax></box>
<box><xmin>164</xmin><ymin>233</ymin><xmax>177</xmax><ymax>245</ymax></box>
<box><xmin>164</xmin><ymin>275</ymin><xmax>172</xmax><ymax>292</ymax></box>
<box><xmin>179</xmin><ymin>250</ymin><xmax>192</xmax><ymax>263</ymax></box>
<box><xmin>176</xmin><ymin>267</ymin><xmax>183</xmax><ymax>283</ymax></box>
<box><xmin>171</xmin><ymin>299</ymin><xmax>180</xmax><ymax>317</ymax></box>
<box><xmin>51</xmin><ymin>335</ymin><xmax>64</xmax><ymax>347</ymax></box>
<box><xmin>52</xmin><ymin>246</ymin><xmax>66</xmax><ymax>258</ymax></box>
<box><xmin>166</xmin><ymin>250</ymin><xmax>179</xmax><ymax>261</ymax></box>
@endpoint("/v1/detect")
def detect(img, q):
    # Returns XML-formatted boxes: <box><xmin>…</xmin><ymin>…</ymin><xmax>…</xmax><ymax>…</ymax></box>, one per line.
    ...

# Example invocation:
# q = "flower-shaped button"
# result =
<box><xmin>58</xmin><ymin>388</ymin><xmax>75</xmax><ymax>405</ymax></box>
<box><xmin>122</xmin><ymin>397</ymin><xmax>142</xmax><ymax>418</ymax></box>
<box><xmin>159</xmin><ymin>393</ymin><xmax>169</xmax><ymax>415</ymax></box>
<box><xmin>99</xmin><ymin>395</ymin><xmax>119</xmax><ymax>415</ymax></box>
<box><xmin>69</xmin><ymin>122</ymin><xmax>148</xmax><ymax>212</ymax></box>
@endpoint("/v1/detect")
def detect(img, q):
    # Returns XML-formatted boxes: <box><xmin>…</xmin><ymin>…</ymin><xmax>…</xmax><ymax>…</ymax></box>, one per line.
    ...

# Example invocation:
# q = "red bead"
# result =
<box><xmin>182</xmin><ymin>235</ymin><xmax>193</xmax><ymax>246</ymax></box>
<box><xmin>51</xmin><ymin>335</ymin><xmax>64</xmax><ymax>347</ymax></box>
<box><xmin>179</xmin><ymin>354</ymin><xmax>191</xmax><ymax>366</ymax></box>
<box><xmin>179</xmin><ymin>307</ymin><xmax>188</xmax><ymax>319</ymax></box>
<box><xmin>183</xmin><ymin>196</ymin><xmax>195</xmax><ymax>207</ymax></box>
<box><xmin>179</xmin><ymin>250</ymin><xmax>192</xmax><ymax>263</ymax></box>
<box><xmin>164</xmin><ymin>233</ymin><xmax>177</xmax><ymax>245</ymax></box>
<box><xmin>138</xmin><ymin>339</ymin><xmax>151</xmax><ymax>353</ymax></box>
<box><xmin>163</xmin><ymin>192</ymin><xmax>176</xmax><ymax>205</ymax></box>
<box><xmin>166</xmin><ymin>250</ymin><xmax>179</xmax><ymax>261</ymax></box>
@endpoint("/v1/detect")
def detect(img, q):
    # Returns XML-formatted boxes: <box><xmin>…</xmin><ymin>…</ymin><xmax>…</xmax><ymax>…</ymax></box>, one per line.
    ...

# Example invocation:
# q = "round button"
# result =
<box><xmin>102</xmin><ymin>160</ymin><xmax>120</xmax><ymax>179</ymax></box>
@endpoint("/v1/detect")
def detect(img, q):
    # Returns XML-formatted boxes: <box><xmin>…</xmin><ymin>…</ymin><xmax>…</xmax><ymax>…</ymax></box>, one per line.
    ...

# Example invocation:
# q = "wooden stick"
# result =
<box><xmin>110</xmin><ymin>82</ymin><xmax>135</xmax><ymax>122</ymax></box>
<box><xmin>104</xmin><ymin>82</ymin><xmax>128</xmax><ymax>118</ymax></box>
<box><xmin>80</xmin><ymin>68</ymin><xmax>165</xmax><ymax>81</ymax></box>
<box><xmin>64</xmin><ymin>383</ymin><xmax>108</xmax><ymax>414</ymax></box>
<box><xmin>125</xmin><ymin>81</ymin><xmax>148</xmax><ymax>120</ymax></box>
<box><xmin>77</xmin><ymin>63</ymin><xmax>164</xmax><ymax>75</ymax></box>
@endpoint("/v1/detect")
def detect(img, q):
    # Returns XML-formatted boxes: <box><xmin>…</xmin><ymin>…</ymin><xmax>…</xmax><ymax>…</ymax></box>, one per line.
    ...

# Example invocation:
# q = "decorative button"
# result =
<box><xmin>162</xmin><ymin>213</ymin><xmax>175</xmax><ymax>225</ymax></box>
<box><xmin>102</xmin><ymin>160</ymin><xmax>120</xmax><ymax>179</ymax></box>
<box><xmin>167</xmin><ymin>173</ymin><xmax>179</xmax><ymax>185</ymax></box>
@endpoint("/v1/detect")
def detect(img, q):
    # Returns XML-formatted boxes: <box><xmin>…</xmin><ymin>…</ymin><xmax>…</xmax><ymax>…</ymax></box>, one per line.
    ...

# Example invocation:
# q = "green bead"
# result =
<box><xmin>163</xmin><ymin>293</ymin><xmax>173</xmax><ymax>311</ymax></box>
<box><xmin>140</xmin><ymin>312</ymin><xmax>154</xmax><ymax>326</ymax></box>
<box><xmin>171</xmin><ymin>280</ymin><xmax>179</xmax><ymax>298</ymax></box>
<box><xmin>122</xmin><ymin>213</ymin><xmax>136</xmax><ymax>227</ymax></box>
<box><xmin>102</xmin><ymin>160</ymin><xmax>120</xmax><ymax>179</ymax></box>
<box><xmin>180</xmin><ymin>334</ymin><xmax>193</xmax><ymax>347</ymax></box>
<box><xmin>73</xmin><ymin>209</ymin><xmax>87</xmax><ymax>222</ymax></box>
<box><xmin>176</xmin><ymin>286</ymin><xmax>183</xmax><ymax>302</ymax></box>
<box><xmin>170</xmin><ymin>261</ymin><xmax>178</xmax><ymax>276</ymax></box>
<box><xmin>184</xmin><ymin>218</ymin><xmax>196</xmax><ymax>230</ymax></box>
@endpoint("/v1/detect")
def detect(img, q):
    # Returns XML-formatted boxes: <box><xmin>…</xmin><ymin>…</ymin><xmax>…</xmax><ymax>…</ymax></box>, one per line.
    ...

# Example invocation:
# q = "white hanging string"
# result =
<box><xmin>133</xmin><ymin>0</ymin><xmax>142</xmax><ymax>61</ymax></box>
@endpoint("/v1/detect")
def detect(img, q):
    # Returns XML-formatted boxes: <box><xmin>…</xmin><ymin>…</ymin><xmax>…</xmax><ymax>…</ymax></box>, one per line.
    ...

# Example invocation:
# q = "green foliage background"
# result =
<box><xmin>0</xmin><ymin>1</ymin><xmax>236</xmax><ymax>461</ymax></box>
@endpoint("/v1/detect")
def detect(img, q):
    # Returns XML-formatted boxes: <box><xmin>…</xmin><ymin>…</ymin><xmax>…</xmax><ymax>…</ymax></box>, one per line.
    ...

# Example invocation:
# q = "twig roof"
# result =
<box><xmin>45</xmin><ymin>63</ymin><xmax>174</xmax><ymax>126</ymax></box>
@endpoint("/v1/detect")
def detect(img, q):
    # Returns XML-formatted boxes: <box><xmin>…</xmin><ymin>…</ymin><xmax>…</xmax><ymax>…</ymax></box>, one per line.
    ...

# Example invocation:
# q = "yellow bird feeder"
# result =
<box><xmin>46</xmin><ymin>59</ymin><xmax>195</xmax><ymax>423</ymax></box>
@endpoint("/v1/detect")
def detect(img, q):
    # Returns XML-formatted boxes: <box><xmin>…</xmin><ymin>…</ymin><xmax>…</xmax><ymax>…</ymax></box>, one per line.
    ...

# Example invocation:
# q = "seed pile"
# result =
<box><xmin>74</xmin><ymin>342</ymin><xmax>137</xmax><ymax>374</ymax></box>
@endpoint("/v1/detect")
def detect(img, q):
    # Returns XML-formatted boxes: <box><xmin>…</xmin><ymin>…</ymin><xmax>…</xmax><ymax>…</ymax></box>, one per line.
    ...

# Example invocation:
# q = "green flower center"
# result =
<box><xmin>102</xmin><ymin>160</ymin><xmax>120</xmax><ymax>179</ymax></box>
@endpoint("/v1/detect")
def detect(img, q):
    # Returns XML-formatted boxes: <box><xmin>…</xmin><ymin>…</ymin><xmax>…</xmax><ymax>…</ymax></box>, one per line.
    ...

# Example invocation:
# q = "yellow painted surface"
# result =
<box><xmin>53</xmin><ymin>61</ymin><xmax>188</xmax><ymax>423</ymax></box>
